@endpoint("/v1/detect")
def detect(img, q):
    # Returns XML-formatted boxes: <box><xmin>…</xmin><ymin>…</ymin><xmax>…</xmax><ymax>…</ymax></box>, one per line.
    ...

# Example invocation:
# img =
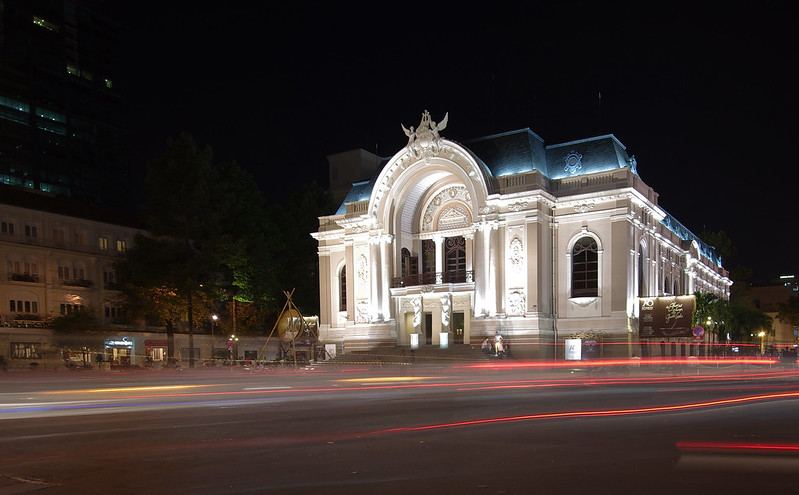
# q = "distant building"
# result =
<box><xmin>750</xmin><ymin>278</ymin><xmax>798</xmax><ymax>347</ymax></box>
<box><xmin>0</xmin><ymin>0</ymin><xmax>130</xmax><ymax>210</ymax></box>
<box><xmin>328</xmin><ymin>149</ymin><xmax>383</xmax><ymax>206</ymax></box>
<box><xmin>313</xmin><ymin>111</ymin><xmax>731</xmax><ymax>357</ymax></box>
<box><xmin>0</xmin><ymin>188</ymin><xmax>143</xmax><ymax>364</ymax></box>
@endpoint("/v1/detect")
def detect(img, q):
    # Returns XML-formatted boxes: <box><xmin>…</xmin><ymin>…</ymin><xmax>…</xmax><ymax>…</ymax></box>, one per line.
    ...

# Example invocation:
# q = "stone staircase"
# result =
<box><xmin>323</xmin><ymin>344</ymin><xmax>495</xmax><ymax>366</ymax></box>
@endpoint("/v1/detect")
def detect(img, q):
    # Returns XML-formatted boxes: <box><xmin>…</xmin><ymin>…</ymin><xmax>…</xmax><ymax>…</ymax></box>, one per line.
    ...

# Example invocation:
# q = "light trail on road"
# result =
<box><xmin>379</xmin><ymin>390</ymin><xmax>799</xmax><ymax>434</ymax></box>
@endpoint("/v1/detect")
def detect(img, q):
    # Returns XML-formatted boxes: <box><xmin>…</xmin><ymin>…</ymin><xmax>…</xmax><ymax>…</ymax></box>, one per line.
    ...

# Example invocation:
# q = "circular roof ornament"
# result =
<box><xmin>564</xmin><ymin>150</ymin><xmax>583</xmax><ymax>175</ymax></box>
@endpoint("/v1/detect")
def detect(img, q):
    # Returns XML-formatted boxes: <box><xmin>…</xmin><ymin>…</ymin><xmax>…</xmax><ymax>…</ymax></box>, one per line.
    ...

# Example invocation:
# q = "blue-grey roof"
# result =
<box><xmin>461</xmin><ymin>129</ymin><xmax>547</xmax><ymax>176</ymax></box>
<box><xmin>660</xmin><ymin>212</ymin><xmax>722</xmax><ymax>266</ymax></box>
<box><xmin>545</xmin><ymin>134</ymin><xmax>635</xmax><ymax>179</ymax></box>
<box><xmin>335</xmin><ymin>178</ymin><xmax>376</xmax><ymax>215</ymax></box>
<box><xmin>336</xmin><ymin>130</ymin><xmax>638</xmax><ymax>215</ymax></box>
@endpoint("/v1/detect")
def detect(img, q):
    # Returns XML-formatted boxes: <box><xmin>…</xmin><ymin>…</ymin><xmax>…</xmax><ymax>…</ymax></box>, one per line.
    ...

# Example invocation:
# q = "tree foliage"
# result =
<box><xmin>269</xmin><ymin>182</ymin><xmax>336</xmax><ymax>316</ymax></box>
<box><xmin>693</xmin><ymin>290</ymin><xmax>772</xmax><ymax>343</ymax></box>
<box><xmin>777</xmin><ymin>296</ymin><xmax>799</xmax><ymax>330</ymax></box>
<box><xmin>117</xmin><ymin>133</ymin><xmax>278</xmax><ymax>362</ymax></box>
<box><xmin>117</xmin><ymin>133</ymin><xmax>336</xmax><ymax>350</ymax></box>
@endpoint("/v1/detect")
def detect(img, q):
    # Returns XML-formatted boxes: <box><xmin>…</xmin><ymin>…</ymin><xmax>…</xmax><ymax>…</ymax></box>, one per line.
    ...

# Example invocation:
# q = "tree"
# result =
<box><xmin>269</xmin><ymin>182</ymin><xmax>336</xmax><ymax>317</ymax></box>
<box><xmin>776</xmin><ymin>296</ymin><xmax>799</xmax><ymax>331</ymax></box>
<box><xmin>118</xmin><ymin>133</ymin><xmax>273</xmax><ymax>366</ymax></box>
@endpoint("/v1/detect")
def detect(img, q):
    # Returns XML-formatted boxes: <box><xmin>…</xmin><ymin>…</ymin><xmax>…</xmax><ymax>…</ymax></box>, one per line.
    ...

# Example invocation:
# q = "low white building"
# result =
<box><xmin>1</xmin><ymin>187</ymin><xmax>141</xmax><ymax>363</ymax></box>
<box><xmin>313</xmin><ymin>111</ymin><xmax>731</xmax><ymax>358</ymax></box>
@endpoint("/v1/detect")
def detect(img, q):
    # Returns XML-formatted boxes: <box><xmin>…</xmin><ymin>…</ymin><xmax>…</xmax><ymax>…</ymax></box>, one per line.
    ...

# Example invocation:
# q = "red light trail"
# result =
<box><xmin>379</xmin><ymin>390</ymin><xmax>799</xmax><ymax>434</ymax></box>
<box><xmin>677</xmin><ymin>441</ymin><xmax>799</xmax><ymax>454</ymax></box>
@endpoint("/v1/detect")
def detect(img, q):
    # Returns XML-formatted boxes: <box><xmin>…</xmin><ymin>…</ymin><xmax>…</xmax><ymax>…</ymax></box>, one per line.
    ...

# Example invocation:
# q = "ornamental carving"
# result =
<box><xmin>412</xmin><ymin>297</ymin><xmax>422</xmax><ymax>328</ymax></box>
<box><xmin>421</xmin><ymin>186</ymin><xmax>471</xmax><ymax>232</ymax></box>
<box><xmin>564</xmin><ymin>150</ymin><xmax>583</xmax><ymax>175</ymax></box>
<box><xmin>357</xmin><ymin>254</ymin><xmax>368</xmax><ymax>285</ymax></box>
<box><xmin>508</xmin><ymin>290</ymin><xmax>526</xmax><ymax>316</ymax></box>
<box><xmin>509</xmin><ymin>237</ymin><xmax>524</xmax><ymax>273</ymax></box>
<box><xmin>356</xmin><ymin>299</ymin><xmax>370</xmax><ymax>323</ymax></box>
<box><xmin>574</xmin><ymin>202</ymin><xmax>595</xmax><ymax>213</ymax></box>
<box><xmin>508</xmin><ymin>201</ymin><xmax>528</xmax><ymax>212</ymax></box>
<box><xmin>440</xmin><ymin>295</ymin><xmax>451</xmax><ymax>327</ymax></box>
<box><xmin>402</xmin><ymin>110</ymin><xmax>448</xmax><ymax>159</ymax></box>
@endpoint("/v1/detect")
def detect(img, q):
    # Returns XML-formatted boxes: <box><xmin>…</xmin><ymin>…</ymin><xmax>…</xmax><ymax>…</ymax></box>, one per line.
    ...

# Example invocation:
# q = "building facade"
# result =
<box><xmin>313</xmin><ymin>111</ymin><xmax>731</xmax><ymax>358</ymax></box>
<box><xmin>0</xmin><ymin>189</ymin><xmax>141</xmax><ymax>364</ymax></box>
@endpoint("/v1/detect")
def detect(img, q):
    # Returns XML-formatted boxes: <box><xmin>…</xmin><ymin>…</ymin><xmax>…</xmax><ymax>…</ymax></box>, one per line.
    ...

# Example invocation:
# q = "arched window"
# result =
<box><xmin>445</xmin><ymin>236</ymin><xmax>465</xmax><ymax>272</ymax></box>
<box><xmin>422</xmin><ymin>239</ymin><xmax>436</xmax><ymax>274</ymax></box>
<box><xmin>638</xmin><ymin>244</ymin><xmax>647</xmax><ymax>298</ymax></box>
<box><xmin>572</xmin><ymin>236</ymin><xmax>598</xmax><ymax>297</ymax></box>
<box><xmin>401</xmin><ymin>248</ymin><xmax>411</xmax><ymax>277</ymax></box>
<box><xmin>338</xmin><ymin>266</ymin><xmax>347</xmax><ymax>312</ymax></box>
<box><xmin>444</xmin><ymin>236</ymin><xmax>466</xmax><ymax>283</ymax></box>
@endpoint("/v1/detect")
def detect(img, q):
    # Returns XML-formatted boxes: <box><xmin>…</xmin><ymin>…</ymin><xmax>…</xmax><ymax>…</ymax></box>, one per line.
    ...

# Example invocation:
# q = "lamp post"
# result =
<box><xmin>211</xmin><ymin>315</ymin><xmax>218</xmax><ymax>364</ymax></box>
<box><xmin>758</xmin><ymin>331</ymin><xmax>766</xmax><ymax>355</ymax></box>
<box><xmin>228</xmin><ymin>334</ymin><xmax>238</xmax><ymax>369</ymax></box>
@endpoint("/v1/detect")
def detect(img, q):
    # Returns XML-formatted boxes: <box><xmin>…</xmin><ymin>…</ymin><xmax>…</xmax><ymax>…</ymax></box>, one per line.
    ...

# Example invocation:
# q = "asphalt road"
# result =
<box><xmin>1</xmin><ymin>362</ymin><xmax>798</xmax><ymax>494</ymax></box>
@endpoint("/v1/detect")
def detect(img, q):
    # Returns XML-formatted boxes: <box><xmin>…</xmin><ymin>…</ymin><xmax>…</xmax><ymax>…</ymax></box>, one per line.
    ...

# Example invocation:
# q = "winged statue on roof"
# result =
<box><xmin>402</xmin><ymin>110</ymin><xmax>448</xmax><ymax>159</ymax></box>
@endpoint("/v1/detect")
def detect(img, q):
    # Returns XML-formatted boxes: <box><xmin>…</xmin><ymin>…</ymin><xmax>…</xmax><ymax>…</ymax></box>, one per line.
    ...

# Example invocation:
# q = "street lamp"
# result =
<box><xmin>211</xmin><ymin>315</ymin><xmax>218</xmax><ymax>364</ymax></box>
<box><xmin>228</xmin><ymin>334</ymin><xmax>238</xmax><ymax>368</ymax></box>
<box><xmin>758</xmin><ymin>331</ymin><xmax>766</xmax><ymax>355</ymax></box>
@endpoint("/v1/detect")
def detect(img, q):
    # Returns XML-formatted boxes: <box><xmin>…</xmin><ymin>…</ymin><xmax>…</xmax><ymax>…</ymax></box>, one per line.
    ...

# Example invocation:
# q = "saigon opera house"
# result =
<box><xmin>313</xmin><ymin>111</ymin><xmax>731</xmax><ymax>358</ymax></box>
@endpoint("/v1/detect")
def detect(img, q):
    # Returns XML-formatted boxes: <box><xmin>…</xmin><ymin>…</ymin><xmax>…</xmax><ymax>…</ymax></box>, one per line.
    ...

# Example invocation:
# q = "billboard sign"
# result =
<box><xmin>639</xmin><ymin>296</ymin><xmax>695</xmax><ymax>338</ymax></box>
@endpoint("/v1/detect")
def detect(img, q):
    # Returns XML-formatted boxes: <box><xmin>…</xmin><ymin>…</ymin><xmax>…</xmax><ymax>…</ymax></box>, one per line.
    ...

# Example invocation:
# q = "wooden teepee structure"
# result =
<box><xmin>257</xmin><ymin>289</ymin><xmax>319</xmax><ymax>367</ymax></box>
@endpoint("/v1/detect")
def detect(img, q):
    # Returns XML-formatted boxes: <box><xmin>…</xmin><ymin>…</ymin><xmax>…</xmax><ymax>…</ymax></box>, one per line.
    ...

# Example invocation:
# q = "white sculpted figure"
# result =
<box><xmin>401</xmin><ymin>110</ymin><xmax>448</xmax><ymax>158</ymax></box>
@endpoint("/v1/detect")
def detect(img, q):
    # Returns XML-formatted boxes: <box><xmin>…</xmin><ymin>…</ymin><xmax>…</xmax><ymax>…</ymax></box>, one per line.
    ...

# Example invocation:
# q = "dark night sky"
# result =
<box><xmin>101</xmin><ymin>2</ymin><xmax>795</xmax><ymax>283</ymax></box>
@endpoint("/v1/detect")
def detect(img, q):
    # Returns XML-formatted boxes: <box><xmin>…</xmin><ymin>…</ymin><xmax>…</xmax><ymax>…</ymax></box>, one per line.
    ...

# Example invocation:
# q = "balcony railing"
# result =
<box><xmin>391</xmin><ymin>270</ymin><xmax>474</xmax><ymax>288</ymax></box>
<box><xmin>61</xmin><ymin>278</ymin><xmax>93</xmax><ymax>287</ymax></box>
<box><xmin>8</xmin><ymin>273</ymin><xmax>40</xmax><ymax>283</ymax></box>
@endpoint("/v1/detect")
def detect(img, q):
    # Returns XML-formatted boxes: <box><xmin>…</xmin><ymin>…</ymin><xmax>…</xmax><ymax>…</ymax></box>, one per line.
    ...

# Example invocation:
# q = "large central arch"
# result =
<box><xmin>369</xmin><ymin>139</ymin><xmax>492</xmax><ymax>232</ymax></box>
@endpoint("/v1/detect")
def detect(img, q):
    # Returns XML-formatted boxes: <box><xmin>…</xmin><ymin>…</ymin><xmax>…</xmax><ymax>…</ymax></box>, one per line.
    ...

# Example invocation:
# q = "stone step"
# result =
<box><xmin>326</xmin><ymin>344</ymin><xmax>497</xmax><ymax>365</ymax></box>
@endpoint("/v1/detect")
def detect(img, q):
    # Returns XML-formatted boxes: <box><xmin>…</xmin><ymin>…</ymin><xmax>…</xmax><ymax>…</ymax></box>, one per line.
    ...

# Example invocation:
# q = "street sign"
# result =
<box><xmin>692</xmin><ymin>325</ymin><xmax>704</xmax><ymax>339</ymax></box>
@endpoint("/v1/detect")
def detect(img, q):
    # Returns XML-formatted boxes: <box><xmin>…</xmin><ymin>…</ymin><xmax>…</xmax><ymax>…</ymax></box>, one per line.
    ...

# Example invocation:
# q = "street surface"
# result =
<box><xmin>1</xmin><ymin>360</ymin><xmax>798</xmax><ymax>494</ymax></box>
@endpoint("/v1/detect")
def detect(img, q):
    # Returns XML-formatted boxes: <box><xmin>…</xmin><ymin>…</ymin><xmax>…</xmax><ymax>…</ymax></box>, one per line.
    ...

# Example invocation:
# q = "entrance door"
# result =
<box><xmin>452</xmin><ymin>312</ymin><xmax>464</xmax><ymax>344</ymax></box>
<box><xmin>424</xmin><ymin>313</ymin><xmax>432</xmax><ymax>345</ymax></box>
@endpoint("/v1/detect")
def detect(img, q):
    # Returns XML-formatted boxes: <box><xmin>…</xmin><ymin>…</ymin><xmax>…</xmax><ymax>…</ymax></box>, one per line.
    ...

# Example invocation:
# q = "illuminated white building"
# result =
<box><xmin>313</xmin><ymin>111</ymin><xmax>731</xmax><ymax>357</ymax></box>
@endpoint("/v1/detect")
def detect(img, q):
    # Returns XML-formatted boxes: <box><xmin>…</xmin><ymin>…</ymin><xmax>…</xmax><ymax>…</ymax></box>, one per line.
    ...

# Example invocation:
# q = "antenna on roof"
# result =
<box><xmin>597</xmin><ymin>91</ymin><xmax>602</xmax><ymax>134</ymax></box>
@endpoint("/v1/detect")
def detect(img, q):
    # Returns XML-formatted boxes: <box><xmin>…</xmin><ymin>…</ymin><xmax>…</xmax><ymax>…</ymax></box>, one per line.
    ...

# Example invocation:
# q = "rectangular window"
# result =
<box><xmin>98</xmin><ymin>236</ymin><xmax>108</xmax><ymax>250</ymax></box>
<box><xmin>10</xmin><ymin>300</ymin><xmax>15</xmax><ymax>312</ymax></box>
<box><xmin>12</xmin><ymin>342</ymin><xmax>40</xmax><ymax>359</ymax></box>
<box><xmin>73</xmin><ymin>231</ymin><xmax>86</xmax><ymax>246</ymax></box>
<box><xmin>116</xmin><ymin>240</ymin><xmax>126</xmax><ymax>252</ymax></box>
<box><xmin>1</xmin><ymin>221</ymin><xmax>14</xmax><ymax>234</ymax></box>
<box><xmin>53</xmin><ymin>229</ymin><xmax>65</xmax><ymax>244</ymax></box>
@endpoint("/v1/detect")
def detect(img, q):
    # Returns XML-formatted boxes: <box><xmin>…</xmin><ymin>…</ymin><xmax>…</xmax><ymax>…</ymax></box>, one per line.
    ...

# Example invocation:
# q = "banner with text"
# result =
<box><xmin>638</xmin><ymin>296</ymin><xmax>695</xmax><ymax>338</ymax></box>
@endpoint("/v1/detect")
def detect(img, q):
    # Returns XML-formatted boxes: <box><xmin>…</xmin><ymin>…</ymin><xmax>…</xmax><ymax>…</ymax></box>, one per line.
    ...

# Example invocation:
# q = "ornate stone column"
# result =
<box><xmin>380</xmin><ymin>234</ymin><xmax>393</xmax><ymax>320</ymax></box>
<box><xmin>369</xmin><ymin>236</ymin><xmax>380</xmax><ymax>322</ymax></box>
<box><xmin>433</xmin><ymin>234</ymin><xmax>443</xmax><ymax>284</ymax></box>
